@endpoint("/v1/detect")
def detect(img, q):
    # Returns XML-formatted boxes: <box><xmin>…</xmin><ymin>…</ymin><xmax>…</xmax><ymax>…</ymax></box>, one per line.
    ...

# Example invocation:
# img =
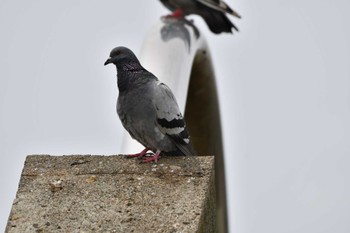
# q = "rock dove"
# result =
<box><xmin>104</xmin><ymin>46</ymin><xmax>196</xmax><ymax>162</ymax></box>
<box><xmin>159</xmin><ymin>0</ymin><xmax>241</xmax><ymax>34</ymax></box>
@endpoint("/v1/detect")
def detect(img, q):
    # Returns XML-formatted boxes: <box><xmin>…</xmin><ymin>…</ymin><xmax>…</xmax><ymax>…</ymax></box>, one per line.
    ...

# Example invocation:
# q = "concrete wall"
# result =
<box><xmin>6</xmin><ymin>155</ymin><xmax>215</xmax><ymax>233</ymax></box>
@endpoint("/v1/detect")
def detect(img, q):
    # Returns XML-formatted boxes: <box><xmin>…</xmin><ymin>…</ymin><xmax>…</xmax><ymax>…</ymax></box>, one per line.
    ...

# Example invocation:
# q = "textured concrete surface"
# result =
<box><xmin>6</xmin><ymin>155</ymin><xmax>215</xmax><ymax>233</ymax></box>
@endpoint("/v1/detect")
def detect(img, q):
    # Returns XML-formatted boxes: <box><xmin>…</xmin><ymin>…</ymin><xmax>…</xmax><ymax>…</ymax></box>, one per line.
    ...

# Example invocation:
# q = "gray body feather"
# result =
<box><xmin>105</xmin><ymin>47</ymin><xmax>196</xmax><ymax>156</ymax></box>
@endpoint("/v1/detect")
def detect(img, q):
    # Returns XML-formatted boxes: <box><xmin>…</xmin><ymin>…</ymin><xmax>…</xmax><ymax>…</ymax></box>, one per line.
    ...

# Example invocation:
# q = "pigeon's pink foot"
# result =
<box><xmin>142</xmin><ymin>152</ymin><xmax>161</xmax><ymax>163</ymax></box>
<box><xmin>126</xmin><ymin>148</ymin><xmax>150</xmax><ymax>158</ymax></box>
<box><xmin>164</xmin><ymin>8</ymin><xmax>184</xmax><ymax>19</ymax></box>
<box><xmin>171</xmin><ymin>8</ymin><xmax>184</xmax><ymax>18</ymax></box>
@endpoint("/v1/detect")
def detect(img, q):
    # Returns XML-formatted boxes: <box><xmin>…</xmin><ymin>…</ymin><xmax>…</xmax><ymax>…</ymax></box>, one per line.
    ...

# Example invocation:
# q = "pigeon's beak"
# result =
<box><xmin>104</xmin><ymin>58</ymin><xmax>112</xmax><ymax>66</ymax></box>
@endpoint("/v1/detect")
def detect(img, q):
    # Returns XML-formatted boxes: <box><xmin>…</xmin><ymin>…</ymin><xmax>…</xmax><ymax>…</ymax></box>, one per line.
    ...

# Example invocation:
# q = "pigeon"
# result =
<box><xmin>159</xmin><ymin>0</ymin><xmax>241</xmax><ymax>34</ymax></box>
<box><xmin>104</xmin><ymin>46</ymin><xmax>196</xmax><ymax>163</ymax></box>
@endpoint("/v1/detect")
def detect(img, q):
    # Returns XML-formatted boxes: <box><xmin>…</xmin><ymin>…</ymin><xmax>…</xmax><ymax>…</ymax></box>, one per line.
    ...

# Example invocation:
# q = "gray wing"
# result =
<box><xmin>153</xmin><ymin>81</ymin><xmax>196</xmax><ymax>156</ymax></box>
<box><xmin>195</xmin><ymin>0</ymin><xmax>241</xmax><ymax>18</ymax></box>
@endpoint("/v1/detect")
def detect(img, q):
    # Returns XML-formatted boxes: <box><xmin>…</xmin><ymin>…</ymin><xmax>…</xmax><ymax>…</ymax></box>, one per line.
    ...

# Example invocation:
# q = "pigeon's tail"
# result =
<box><xmin>162</xmin><ymin>143</ymin><xmax>197</xmax><ymax>157</ymax></box>
<box><xmin>176</xmin><ymin>141</ymin><xmax>197</xmax><ymax>156</ymax></box>
<box><xmin>201</xmin><ymin>11</ymin><xmax>238</xmax><ymax>34</ymax></box>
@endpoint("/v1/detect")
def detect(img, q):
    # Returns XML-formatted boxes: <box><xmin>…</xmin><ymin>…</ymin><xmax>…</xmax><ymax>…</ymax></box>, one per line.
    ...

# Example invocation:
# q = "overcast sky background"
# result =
<box><xmin>1</xmin><ymin>0</ymin><xmax>350</xmax><ymax>232</ymax></box>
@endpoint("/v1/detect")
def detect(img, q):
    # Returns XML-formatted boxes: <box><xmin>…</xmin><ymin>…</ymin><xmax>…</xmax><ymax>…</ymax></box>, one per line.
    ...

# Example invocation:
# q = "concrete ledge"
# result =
<box><xmin>6</xmin><ymin>155</ymin><xmax>215</xmax><ymax>233</ymax></box>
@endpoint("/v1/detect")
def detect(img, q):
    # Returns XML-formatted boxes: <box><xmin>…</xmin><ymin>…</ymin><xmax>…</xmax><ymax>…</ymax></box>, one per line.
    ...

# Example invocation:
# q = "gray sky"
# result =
<box><xmin>1</xmin><ymin>0</ymin><xmax>350</xmax><ymax>232</ymax></box>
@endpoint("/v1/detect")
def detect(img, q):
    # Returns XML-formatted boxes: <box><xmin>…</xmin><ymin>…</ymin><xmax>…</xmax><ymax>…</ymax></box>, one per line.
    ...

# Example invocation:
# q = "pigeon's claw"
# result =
<box><xmin>172</xmin><ymin>8</ymin><xmax>184</xmax><ymax>18</ymax></box>
<box><xmin>126</xmin><ymin>148</ymin><xmax>150</xmax><ymax>158</ymax></box>
<box><xmin>142</xmin><ymin>151</ymin><xmax>161</xmax><ymax>163</ymax></box>
<box><xmin>163</xmin><ymin>8</ymin><xmax>184</xmax><ymax>19</ymax></box>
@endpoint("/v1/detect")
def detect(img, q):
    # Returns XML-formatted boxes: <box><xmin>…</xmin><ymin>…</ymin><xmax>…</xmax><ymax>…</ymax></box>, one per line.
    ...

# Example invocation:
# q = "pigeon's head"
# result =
<box><xmin>104</xmin><ymin>46</ymin><xmax>139</xmax><ymax>67</ymax></box>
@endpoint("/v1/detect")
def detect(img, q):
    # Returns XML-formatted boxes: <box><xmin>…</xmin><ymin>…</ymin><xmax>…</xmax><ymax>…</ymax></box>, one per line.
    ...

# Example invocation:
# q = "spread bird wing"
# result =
<box><xmin>195</xmin><ymin>0</ymin><xmax>241</xmax><ymax>18</ymax></box>
<box><xmin>153</xmin><ymin>81</ymin><xmax>196</xmax><ymax>156</ymax></box>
